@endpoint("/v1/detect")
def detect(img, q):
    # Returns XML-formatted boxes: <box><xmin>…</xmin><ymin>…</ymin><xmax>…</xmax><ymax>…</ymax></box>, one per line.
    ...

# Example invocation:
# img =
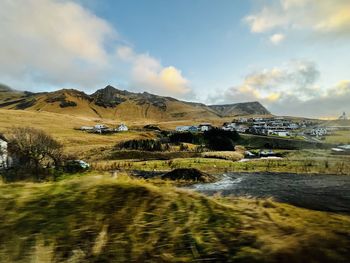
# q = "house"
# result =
<box><xmin>268</xmin><ymin>130</ymin><xmax>290</xmax><ymax>137</ymax></box>
<box><xmin>94</xmin><ymin>124</ymin><xmax>108</xmax><ymax>130</ymax></box>
<box><xmin>175</xmin><ymin>126</ymin><xmax>198</xmax><ymax>132</ymax></box>
<box><xmin>188</xmin><ymin>126</ymin><xmax>199</xmax><ymax>132</ymax></box>
<box><xmin>238</xmin><ymin>117</ymin><xmax>248</xmax><ymax>123</ymax></box>
<box><xmin>176</xmin><ymin>126</ymin><xmax>190</xmax><ymax>132</ymax></box>
<box><xmin>236</xmin><ymin>125</ymin><xmax>249</xmax><ymax>133</ymax></box>
<box><xmin>94</xmin><ymin>124</ymin><xmax>109</xmax><ymax>133</ymax></box>
<box><xmin>117</xmin><ymin>124</ymin><xmax>128</xmax><ymax>132</ymax></box>
<box><xmin>288</xmin><ymin>123</ymin><xmax>299</xmax><ymax>129</ymax></box>
<box><xmin>309</xmin><ymin>128</ymin><xmax>327</xmax><ymax>137</ymax></box>
<box><xmin>0</xmin><ymin>136</ymin><xmax>8</xmax><ymax>169</ymax></box>
<box><xmin>222</xmin><ymin>123</ymin><xmax>236</xmax><ymax>131</ymax></box>
<box><xmin>198</xmin><ymin>123</ymin><xmax>212</xmax><ymax>132</ymax></box>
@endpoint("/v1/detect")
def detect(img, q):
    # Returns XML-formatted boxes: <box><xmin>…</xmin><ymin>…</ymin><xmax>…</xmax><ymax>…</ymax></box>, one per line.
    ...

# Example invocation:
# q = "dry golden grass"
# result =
<box><xmin>0</xmin><ymin>109</ymin><xmax>157</xmax><ymax>156</ymax></box>
<box><xmin>201</xmin><ymin>151</ymin><xmax>244</xmax><ymax>161</ymax></box>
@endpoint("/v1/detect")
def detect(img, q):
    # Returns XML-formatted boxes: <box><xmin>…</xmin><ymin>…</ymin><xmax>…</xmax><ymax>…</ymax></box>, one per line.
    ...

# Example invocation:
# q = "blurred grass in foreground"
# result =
<box><xmin>0</xmin><ymin>175</ymin><xmax>349</xmax><ymax>262</ymax></box>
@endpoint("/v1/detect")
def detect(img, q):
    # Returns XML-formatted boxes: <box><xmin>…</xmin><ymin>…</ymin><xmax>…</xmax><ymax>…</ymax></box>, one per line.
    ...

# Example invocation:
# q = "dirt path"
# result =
<box><xmin>190</xmin><ymin>172</ymin><xmax>350</xmax><ymax>213</ymax></box>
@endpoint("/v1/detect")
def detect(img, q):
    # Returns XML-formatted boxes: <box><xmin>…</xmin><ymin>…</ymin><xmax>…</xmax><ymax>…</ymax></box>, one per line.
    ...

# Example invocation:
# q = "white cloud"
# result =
<box><xmin>0</xmin><ymin>0</ymin><xmax>116</xmax><ymax>88</ymax></box>
<box><xmin>0</xmin><ymin>0</ymin><xmax>191</xmax><ymax>97</ymax></box>
<box><xmin>270</xmin><ymin>34</ymin><xmax>285</xmax><ymax>45</ymax></box>
<box><xmin>212</xmin><ymin>60</ymin><xmax>350</xmax><ymax>117</ymax></box>
<box><xmin>244</xmin><ymin>0</ymin><xmax>350</xmax><ymax>37</ymax></box>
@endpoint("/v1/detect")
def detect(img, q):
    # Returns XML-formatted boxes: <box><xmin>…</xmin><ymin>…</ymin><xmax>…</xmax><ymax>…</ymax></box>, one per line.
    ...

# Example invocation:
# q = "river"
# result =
<box><xmin>190</xmin><ymin>173</ymin><xmax>350</xmax><ymax>213</ymax></box>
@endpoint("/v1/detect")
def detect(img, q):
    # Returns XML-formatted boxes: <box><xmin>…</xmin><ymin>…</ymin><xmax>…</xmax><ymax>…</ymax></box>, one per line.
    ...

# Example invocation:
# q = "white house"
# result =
<box><xmin>199</xmin><ymin>123</ymin><xmax>212</xmax><ymax>132</ymax></box>
<box><xmin>288</xmin><ymin>123</ymin><xmax>299</xmax><ymax>130</ymax></box>
<box><xmin>175</xmin><ymin>126</ymin><xmax>198</xmax><ymax>132</ymax></box>
<box><xmin>94</xmin><ymin>124</ymin><xmax>108</xmax><ymax>130</ymax></box>
<box><xmin>238</xmin><ymin>117</ymin><xmax>248</xmax><ymax>123</ymax></box>
<box><xmin>310</xmin><ymin>128</ymin><xmax>327</xmax><ymax>137</ymax></box>
<box><xmin>0</xmin><ymin>138</ymin><xmax>8</xmax><ymax>169</ymax></box>
<box><xmin>176</xmin><ymin>126</ymin><xmax>190</xmax><ymax>132</ymax></box>
<box><xmin>222</xmin><ymin>123</ymin><xmax>237</xmax><ymax>131</ymax></box>
<box><xmin>117</xmin><ymin>124</ymin><xmax>128</xmax><ymax>132</ymax></box>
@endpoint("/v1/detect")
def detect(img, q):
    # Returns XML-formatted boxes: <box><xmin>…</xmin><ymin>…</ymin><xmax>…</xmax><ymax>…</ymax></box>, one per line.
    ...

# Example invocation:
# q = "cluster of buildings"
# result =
<box><xmin>223</xmin><ymin>117</ymin><xmax>304</xmax><ymax>137</ymax></box>
<box><xmin>174</xmin><ymin>117</ymin><xmax>308</xmax><ymax>138</ymax></box>
<box><xmin>175</xmin><ymin>123</ymin><xmax>213</xmax><ymax>133</ymax></box>
<box><xmin>305</xmin><ymin>127</ymin><xmax>328</xmax><ymax>137</ymax></box>
<box><xmin>80</xmin><ymin>124</ymin><xmax>128</xmax><ymax>134</ymax></box>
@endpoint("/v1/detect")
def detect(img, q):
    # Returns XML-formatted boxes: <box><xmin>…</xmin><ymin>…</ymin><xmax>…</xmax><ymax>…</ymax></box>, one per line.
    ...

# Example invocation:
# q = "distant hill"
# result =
<box><xmin>0</xmin><ymin>85</ymin><xmax>271</xmax><ymax>121</ymax></box>
<box><xmin>209</xmin><ymin>101</ymin><xmax>271</xmax><ymax>117</ymax></box>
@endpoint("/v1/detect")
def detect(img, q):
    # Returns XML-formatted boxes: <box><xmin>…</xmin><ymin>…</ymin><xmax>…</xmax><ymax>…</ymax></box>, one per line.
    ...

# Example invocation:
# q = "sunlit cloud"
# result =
<box><xmin>270</xmin><ymin>34</ymin><xmax>285</xmax><ymax>45</ymax></box>
<box><xmin>0</xmin><ymin>0</ymin><xmax>191</xmax><ymax>97</ymax></box>
<box><xmin>244</xmin><ymin>0</ymin><xmax>350</xmax><ymax>37</ymax></box>
<box><xmin>212</xmin><ymin>60</ymin><xmax>350</xmax><ymax>117</ymax></box>
<box><xmin>116</xmin><ymin>46</ymin><xmax>190</xmax><ymax>97</ymax></box>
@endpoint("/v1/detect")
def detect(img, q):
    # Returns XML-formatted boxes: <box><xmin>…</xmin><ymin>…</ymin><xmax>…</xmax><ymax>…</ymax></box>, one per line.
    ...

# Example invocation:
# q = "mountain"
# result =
<box><xmin>209</xmin><ymin>101</ymin><xmax>271</xmax><ymax>117</ymax></box>
<box><xmin>0</xmin><ymin>85</ymin><xmax>271</xmax><ymax>121</ymax></box>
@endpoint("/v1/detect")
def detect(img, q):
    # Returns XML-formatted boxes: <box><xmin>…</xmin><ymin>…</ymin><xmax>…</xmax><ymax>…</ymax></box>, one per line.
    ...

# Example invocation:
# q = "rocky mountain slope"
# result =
<box><xmin>0</xmin><ymin>85</ymin><xmax>271</xmax><ymax>120</ymax></box>
<box><xmin>209</xmin><ymin>101</ymin><xmax>271</xmax><ymax>116</ymax></box>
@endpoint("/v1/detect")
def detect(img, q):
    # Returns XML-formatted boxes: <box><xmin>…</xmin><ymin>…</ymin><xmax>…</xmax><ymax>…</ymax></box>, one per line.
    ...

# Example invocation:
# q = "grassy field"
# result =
<box><xmin>324</xmin><ymin>130</ymin><xmax>350</xmax><ymax>144</ymax></box>
<box><xmin>92</xmin><ymin>149</ymin><xmax>350</xmax><ymax>175</ymax></box>
<box><xmin>0</xmin><ymin>175</ymin><xmax>349</xmax><ymax>262</ymax></box>
<box><xmin>0</xmin><ymin>109</ymin><xmax>157</xmax><ymax>155</ymax></box>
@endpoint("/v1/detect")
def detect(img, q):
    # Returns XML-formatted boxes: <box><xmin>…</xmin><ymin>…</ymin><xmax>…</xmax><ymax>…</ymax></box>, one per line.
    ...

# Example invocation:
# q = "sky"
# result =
<box><xmin>0</xmin><ymin>0</ymin><xmax>349</xmax><ymax>118</ymax></box>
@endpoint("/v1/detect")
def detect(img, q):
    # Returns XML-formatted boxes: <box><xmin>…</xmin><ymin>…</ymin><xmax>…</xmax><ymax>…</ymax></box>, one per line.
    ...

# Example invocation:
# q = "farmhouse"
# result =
<box><xmin>117</xmin><ymin>124</ymin><xmax>128</xmax><ymax>132</ymax></box>
<box><xmin>198</xmin><ymin>123</ymin><xmax>213</xmax><ymax>132</ymax></box>
<box><xmin>0</xmin><ymin>136</ymin><xmax>8</xmax><ymax>169</ymax></box>
<box><xmin>175</xmin><ymin>126</ymin><xmax>198</xmax><ymax>132</ymax></box>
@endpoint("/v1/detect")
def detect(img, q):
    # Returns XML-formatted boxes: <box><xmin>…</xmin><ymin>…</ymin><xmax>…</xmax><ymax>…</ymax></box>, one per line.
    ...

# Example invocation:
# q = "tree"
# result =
<box><xmin>204</xmin><ymin>129</ymin><xmax>240</xmax><ymax>151</ymax></box>
<box><xmin>6</xmin><ymin>127</ymin><xmax>63</xmax><ymax>175</ymax></box>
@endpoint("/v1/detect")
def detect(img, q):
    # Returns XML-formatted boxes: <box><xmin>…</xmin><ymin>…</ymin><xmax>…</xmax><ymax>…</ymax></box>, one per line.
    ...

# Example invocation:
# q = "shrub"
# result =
<box><xmin>118</xmin><ymin>139</ymin><xmax>164</xmax><ymax>151</ymax></box>
<box><xmin>204</xmin><ymin>129</ymin><xmax>240</xmax><ymax>151</ymax></box>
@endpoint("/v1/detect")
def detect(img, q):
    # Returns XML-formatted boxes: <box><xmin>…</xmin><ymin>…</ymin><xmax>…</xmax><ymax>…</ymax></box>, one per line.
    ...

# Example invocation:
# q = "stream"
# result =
<box><xmin>190</xmin><ymin>173</ymin><xmax>350</xmax><ymax>213</ymax></box>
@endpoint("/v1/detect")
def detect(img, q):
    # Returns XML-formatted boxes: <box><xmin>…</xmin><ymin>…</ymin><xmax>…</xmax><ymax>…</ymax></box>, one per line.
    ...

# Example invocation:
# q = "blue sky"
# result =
<box><xmin>0</xmin><ymin>0</ymin><xmax>350</xmax><ymax>117</ymax></box>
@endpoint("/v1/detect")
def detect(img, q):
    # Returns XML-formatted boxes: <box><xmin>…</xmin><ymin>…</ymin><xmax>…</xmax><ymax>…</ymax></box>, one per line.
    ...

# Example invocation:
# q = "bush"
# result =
<box><xmin>169</xmin><ymin>129</ymin><xmax>240</xmax><ymax>151</ymax></box>
<box><xmin>118</xmin><ymin>139</ymin><xmax>164</xmax><ymax>151</ymax></box>
<box><xmin>204</xmin><ymin>129</ymin><xmax>240</xmax><ymax>151</ymax></box>
<box><xmin>169</xmin><ymin>132</ymin><xmax>204</xmax><ymax>144</ymax></box>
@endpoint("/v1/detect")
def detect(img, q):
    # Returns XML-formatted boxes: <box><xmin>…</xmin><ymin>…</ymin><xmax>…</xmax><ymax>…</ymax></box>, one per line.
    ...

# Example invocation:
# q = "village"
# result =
<box><xmin>175</xmin><ymin>116</ymin><xmax>316</xmax><ymax>138</ymax></box>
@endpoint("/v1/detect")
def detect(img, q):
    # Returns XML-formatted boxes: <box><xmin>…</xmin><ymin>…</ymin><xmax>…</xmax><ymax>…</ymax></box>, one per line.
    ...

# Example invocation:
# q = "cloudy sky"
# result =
<box><xmin>0</xmin><ymin>0</ymin><xmax>349</xmax><ymax>118</ymax></box>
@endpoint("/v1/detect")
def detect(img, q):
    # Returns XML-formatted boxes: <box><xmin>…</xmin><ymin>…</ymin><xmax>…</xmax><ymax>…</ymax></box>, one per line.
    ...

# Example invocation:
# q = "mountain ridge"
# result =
<box><xmin>0</xmin><ymin>85</ymin><xmax>272</xmax><ymax>120</ymax></box>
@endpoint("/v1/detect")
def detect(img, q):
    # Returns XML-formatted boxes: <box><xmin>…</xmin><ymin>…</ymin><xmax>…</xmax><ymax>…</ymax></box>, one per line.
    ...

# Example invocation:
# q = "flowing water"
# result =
<box><xmin>190</xmin><ymin>173</ymin><xmax>350</xmax><ymax>213</ymax></box>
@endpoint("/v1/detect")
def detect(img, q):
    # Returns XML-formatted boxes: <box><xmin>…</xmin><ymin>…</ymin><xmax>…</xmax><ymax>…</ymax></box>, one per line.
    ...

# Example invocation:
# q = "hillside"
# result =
<box><xmin>209</xmin><ymin>101</ymin><xmax>271</xmax><ymax>117</ymax></box>
<box><xmin>0</xmin><ymin>85</ymin><xmax>271</xmax><ymax>121</ymax></box>
<box><xmin>0</xmin><ymin>175</ymin><xmax>350</xmax><ymax>262</ymax></box>
<box><xmin>0</xmin><ymin>109</ymin><xmax>157</xmax><ymax>155</ymax></box>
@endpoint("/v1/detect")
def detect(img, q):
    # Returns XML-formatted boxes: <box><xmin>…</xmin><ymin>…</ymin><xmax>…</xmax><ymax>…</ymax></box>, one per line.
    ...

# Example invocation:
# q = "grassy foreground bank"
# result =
<box><xmin>0</xmin><ymin>175</ymin><xmax>350</xmax><ymax>262</ymax></box>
